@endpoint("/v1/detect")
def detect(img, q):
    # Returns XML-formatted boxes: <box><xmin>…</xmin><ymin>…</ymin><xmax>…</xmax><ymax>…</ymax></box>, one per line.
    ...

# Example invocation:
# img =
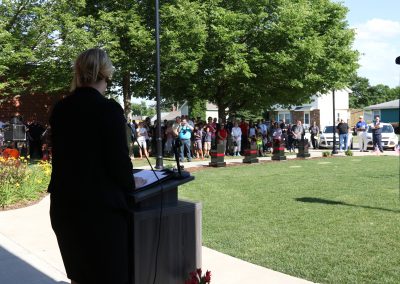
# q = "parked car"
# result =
<box><xmin>318</xmin><ymin>126</ymin><xmax>353</xmax><ymax>149</ymax></box>
<box><xmin>366</xmin><ymin>123</ymin><xmax>398</xmax><ymax>150</ymax></box>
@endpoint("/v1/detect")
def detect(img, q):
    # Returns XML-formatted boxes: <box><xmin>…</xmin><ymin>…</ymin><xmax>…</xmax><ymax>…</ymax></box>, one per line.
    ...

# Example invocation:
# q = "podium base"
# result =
<box><xmin>134</xmin><ymin>201</ymin><xmax>202</xmax><ymax>284</ymax></box>
<box><xmin>243</xmin><ymin>158</ymin><xmax>259</xmax><ymax>163</ymax></box>
<box><xmin>209</xmin><ymin>161</ymin><xmax>226</xmax><ymax>167</ymax></box>
<box><xmin>272</xmin><ymin>155</ymin><xmax>286</xmax><ymax>161</ymax></box>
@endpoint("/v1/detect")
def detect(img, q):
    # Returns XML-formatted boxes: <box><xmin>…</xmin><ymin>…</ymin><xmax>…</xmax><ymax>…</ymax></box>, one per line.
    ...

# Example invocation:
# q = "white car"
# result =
<box><xmin>366</xmin><ymin>123</ymin><xmax>398</xmax><ymax>150</ymax></box>
<box><xmin>318</xmin><ymin>126</ymin><xmax>353</xmax><ymax>149</ymax></box>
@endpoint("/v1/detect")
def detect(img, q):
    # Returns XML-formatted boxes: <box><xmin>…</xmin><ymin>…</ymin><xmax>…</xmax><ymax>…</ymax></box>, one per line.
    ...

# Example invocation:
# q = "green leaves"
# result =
<box><xmin>1</xmin><ymin>0</ymin><xmax>359</xmax><ymax>117</ymax></box>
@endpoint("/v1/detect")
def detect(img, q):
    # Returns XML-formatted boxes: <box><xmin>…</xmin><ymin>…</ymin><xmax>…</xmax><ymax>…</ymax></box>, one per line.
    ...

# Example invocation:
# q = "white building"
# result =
<box><xmin>272</xmin><ymin>89</ymin><xmax>351</xmax><ymax>129</ymax></box>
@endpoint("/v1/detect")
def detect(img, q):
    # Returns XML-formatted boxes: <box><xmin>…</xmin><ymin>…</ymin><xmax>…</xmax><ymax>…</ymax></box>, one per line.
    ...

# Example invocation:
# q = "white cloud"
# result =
<box><xmin>351</xmin><ymin>18</ymin><xmax>400</xmax><ymax>87</ymax></box>
<box><xmin>354</xmin><ymin>18</ymin><xmax>400</xmax><ymax>40</ymax></box>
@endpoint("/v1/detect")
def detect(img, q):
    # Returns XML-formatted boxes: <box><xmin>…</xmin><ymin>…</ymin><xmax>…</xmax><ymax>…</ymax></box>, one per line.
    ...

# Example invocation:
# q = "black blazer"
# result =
<box><xmin>48</xmin><ymin>87</ymin><xmax>134</xmax><ymax>210</ymax></box>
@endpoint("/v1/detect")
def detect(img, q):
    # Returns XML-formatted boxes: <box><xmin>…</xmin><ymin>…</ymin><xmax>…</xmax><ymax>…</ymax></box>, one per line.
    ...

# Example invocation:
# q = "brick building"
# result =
<box><xmin>0</xmin><ymin>93</ymin><xmax>64</xmax><ymax>126</ymax></box>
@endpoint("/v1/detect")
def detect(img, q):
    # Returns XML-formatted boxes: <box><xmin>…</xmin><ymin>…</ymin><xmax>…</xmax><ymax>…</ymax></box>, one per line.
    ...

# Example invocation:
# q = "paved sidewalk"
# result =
<box><xmin>1</xmin><ymin>149</ymin><xmax>397</xmax><ymax>283</ymax></box>
<box><xmin>0</xmin><ymin>196</ymin><xmax>313</xmax><ymax>284</ymax></box>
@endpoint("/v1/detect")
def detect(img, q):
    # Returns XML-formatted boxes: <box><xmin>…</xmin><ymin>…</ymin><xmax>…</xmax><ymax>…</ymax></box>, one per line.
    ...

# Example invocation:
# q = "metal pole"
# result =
<box><xmin>396</xmin><ymin>56</ymin><xmax>400</xmax><ymax>87</ymax></box>
<box><xmin>155</xmin><ymin>0</ymin><xmax>163</xmax><ymax>169</ymax></box>
<box><xmin>331</xmin><ymin>89</ymin><xmax>338</xmax><ymax>154</ymax></box>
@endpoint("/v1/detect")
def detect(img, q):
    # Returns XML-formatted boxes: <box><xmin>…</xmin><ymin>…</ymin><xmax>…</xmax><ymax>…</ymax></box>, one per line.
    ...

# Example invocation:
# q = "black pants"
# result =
<box><xmin>311</xmin><ymin>134</ymin><xmax>318</xmax><ymax>149</ymax></box>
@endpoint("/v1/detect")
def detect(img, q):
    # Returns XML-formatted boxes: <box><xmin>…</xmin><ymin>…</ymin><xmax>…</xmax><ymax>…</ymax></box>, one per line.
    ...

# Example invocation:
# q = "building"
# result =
<box><xmin>363</xmin><ymin>99</ymin><xmax>399</xmax><ymax>124</ymax></box>
<box><xmin>205</xmin><ymin>102</ymin><xmax>219</xmax><ymax>120</ymax></box>
<box><xmin>0</xmin><ymin>93</ymin><xmax>64</xmax><ymax>126</ymax></box>
<box><xmin>270</xmin><ymin>89</ymin><xmax>351</xmax><ymax>130</ymax></box>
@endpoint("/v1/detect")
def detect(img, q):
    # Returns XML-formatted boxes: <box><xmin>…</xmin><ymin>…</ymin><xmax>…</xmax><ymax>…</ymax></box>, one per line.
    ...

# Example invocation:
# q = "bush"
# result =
<box><xmin>0</xmin><ymin>157</ymin><xmax>51</xmax><ymax>209</ymax></box>
<box><xmin>322</xmin><ymin>151</ymin><xmax>331</xmax><ymax>157</ymax></box>
<box><xmin>345</xmin><ymin>149</ymin><xmax>353</xmax><ymax>156</ymax></box>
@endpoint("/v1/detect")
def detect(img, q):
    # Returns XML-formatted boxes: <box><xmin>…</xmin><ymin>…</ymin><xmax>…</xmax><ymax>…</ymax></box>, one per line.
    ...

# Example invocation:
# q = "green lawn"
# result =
<box><xmin>131</xmin><ymin>151</ymin><xmax>295</xmax><ymax>168</ymax></box>
<box><xmin>179</xmin><ymin>156</ymin><xmax>400</xmax><ymax>284</ymax></box>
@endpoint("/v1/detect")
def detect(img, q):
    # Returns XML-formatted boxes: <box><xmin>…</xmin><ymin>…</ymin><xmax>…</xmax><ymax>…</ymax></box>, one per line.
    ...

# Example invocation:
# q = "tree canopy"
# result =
<box><xmin>349</xmin><ymin>75</ymin><xmax>400</xmax><ymax>108</ymax></box>
<box><xmin>1</xmin><ymin>0</ymin><xmax>359</xmax><ymax>118</ymax></box>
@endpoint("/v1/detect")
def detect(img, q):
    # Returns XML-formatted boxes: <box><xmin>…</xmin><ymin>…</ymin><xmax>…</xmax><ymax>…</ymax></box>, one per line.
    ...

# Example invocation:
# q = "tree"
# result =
<box><xmin>158</xmin><ymin>0</ymin><xmax>358</xmax><ymax>117</ymax></box>
<box><xmin>87</xmin><ymin>0</ymin><xmax>154</xmax><ymax>118</ymax></box>
<box><xmin>188</xmin><ymin>99</ymin><xmax>206</xmax><ymax>120</ymax></box>
<box><xmin>131</xmin><ymin>101</ymin><xmax>156</xmax><ymax>117</ymax></box>
<box><xmin>349</xmin><ymin>75</ymin><xmax>400</xmax><ymax>108</ymax></box>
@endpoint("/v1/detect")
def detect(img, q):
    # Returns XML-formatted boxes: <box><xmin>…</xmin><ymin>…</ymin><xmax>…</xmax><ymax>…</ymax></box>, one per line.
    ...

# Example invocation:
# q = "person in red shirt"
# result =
<box><xmin>217</xmin><ymin>122</ymin><xmax>228</xmax><ymax>154</ymax></box>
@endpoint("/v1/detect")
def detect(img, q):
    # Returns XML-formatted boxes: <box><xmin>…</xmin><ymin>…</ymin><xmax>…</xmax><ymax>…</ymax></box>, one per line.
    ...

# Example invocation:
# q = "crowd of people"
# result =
<box><xmin>127</xmin><ymin>116</ymin><xmax>311</xmax><ymax>162</ymax></box>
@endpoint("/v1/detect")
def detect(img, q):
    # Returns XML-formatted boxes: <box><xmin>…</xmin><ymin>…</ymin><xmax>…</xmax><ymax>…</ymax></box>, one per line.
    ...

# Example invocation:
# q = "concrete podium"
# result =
<box><xmin>130</xmin><ymin>172</ymin><xmax>202</xmax><ymax>284</ymax></box>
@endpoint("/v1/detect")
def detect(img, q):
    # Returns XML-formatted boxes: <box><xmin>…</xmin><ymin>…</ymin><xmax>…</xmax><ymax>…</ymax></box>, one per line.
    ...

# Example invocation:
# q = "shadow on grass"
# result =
<box><xmin>295</xmin><ymin>197</ymin><xmax>400</xmax><ymax>213</ymax></box>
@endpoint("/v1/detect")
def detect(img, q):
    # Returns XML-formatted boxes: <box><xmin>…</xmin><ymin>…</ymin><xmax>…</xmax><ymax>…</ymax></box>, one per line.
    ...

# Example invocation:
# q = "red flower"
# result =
<box><xmin>205</xmin><ymin>270</ymin><xmax>211</xmax><ymax>282</ymax></box>
<box><xmin>185</xmin><ymin>268</ymin><xmax>211</xmax><ymax>284</ymax></box>
<box><xmin>197</xmin><ymin>268</ymin><xmax>202</xmax><ymax>278</ymax></box>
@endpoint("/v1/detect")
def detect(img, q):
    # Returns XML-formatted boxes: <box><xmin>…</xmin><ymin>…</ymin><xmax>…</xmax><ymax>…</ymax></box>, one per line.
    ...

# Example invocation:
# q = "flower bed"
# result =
<box><xmin>0</xmin><ymin>157</ymin><xmax>51</xmax><ymax>209</ymax></box>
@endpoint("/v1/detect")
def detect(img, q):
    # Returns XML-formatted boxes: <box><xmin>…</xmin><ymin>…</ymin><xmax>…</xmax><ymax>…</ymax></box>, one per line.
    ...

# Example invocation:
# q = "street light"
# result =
<box><xmin>155</xmin><ymin>0</ymin><xmax>163</xmax><ymax>169</ymax></box>
<box><xmin>331</xmin><ymin>89</ymin><xmax>338</xmax><ymax>155</ymax></box>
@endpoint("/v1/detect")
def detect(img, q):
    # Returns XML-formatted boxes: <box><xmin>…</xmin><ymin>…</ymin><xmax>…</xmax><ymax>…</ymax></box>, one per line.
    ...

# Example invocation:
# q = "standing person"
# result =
<box><xmin>286</xmin><ymin>123</ymin><xmax>295</xmax><ymax>152</ymax></box>
<box><xmin>231</xmin><ymin>121</ymin><xmax>242</xmax><ymax>156</ymax></box>
<box><xmin>356</xmin><ymin>115</ymin><xmax>368</xmax><ymax>152</ymax></box>
<box><xmin>164</xmin><ymin>121</ymin><xmax>174</xmax><ymax>157</ymax></box>
<box><xmin>248</xmin><ymin>120</ymin><xmax>257</xmax><ymax>140</ymax></box>
<box><xmin>272</xmin><ymin>121</ymin><xmax>282</xmax><ymax>141</ymax></box>
<box><xmin>203</xmin><ymin>126</ymin><xmax>212</xmax><ymax>158</ymax></box>
<box><xmin>216</xmin><ymin>122</ymin><xmax>228</xmax><ymax>153</ymax></box>
<box><xmin>48</xmin><ymin>48</ymin><xmax>134</xmax><ymax>284</ymax></box>
<box><xmin>178</xmin><ymin>118</ymin><xmax>194</xmax><ymax>162</ymax></box>
<box><xmin>136</xmin><ymin>122</ymin><xmax>149</xmax><ymax>159</ymax></box>
<box><xmin>309</xmin><ymin>121</ymin><xmax>320</xmax><ymax>149</ymax></box>
<box><xmin>239</xmin><ymin>118</ymin><xmax>249</xmax><ymax>151</ymax></box>
<box><xmin>370</xmin><ymin>116</ymin><xmax>384</xmax><ymax>153</ymax></box>
<box><xmin>292</xmin><ymin>120</ymin><xmax>305</xmax><ymax>151</ymax></box>
<box><xmin>193</xmin><ymin>124</ymin><xmax>204</xmax><ymax>159</ymax></box>
<box><xmin>206</xmin><ymin>117</ymin><xmax>216</xmax><ymax>147</ymax></box>
<box><xmin>336</xmin><ymin>119</ymin><xmax>349</xmax><ymax>151</ymax></box>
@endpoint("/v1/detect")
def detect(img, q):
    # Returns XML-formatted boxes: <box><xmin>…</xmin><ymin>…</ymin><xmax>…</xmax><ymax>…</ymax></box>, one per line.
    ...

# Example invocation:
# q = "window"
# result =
<box><xmin>278</xmin><ymin>112</ymin><xmax>291</xmax><ymax>124</ymax></box>
<box><xmin>372</xmin><ymin>110</ymin><xmax>381</xmax><ymax>119</ymax></box>
<box><xmin>304</xmin><ymin>112</ymin><xmax>310</xmax><ymax>125</ymax></box>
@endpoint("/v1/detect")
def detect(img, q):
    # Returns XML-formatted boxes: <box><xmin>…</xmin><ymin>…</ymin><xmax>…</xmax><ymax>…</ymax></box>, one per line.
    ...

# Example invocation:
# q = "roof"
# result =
<box><xmin>273</xmin><ymin>105</ymin><xmax>314</xmax><ymax>112</ymax></box>
<box><xmin>293</xmin><ymin>106</ymin><xmax>314</xmax><ymax>111</ymax></box>
<box><xmin>150</xmin><ymin>110</ymin><xmax>182</xmax><ymax>122</ymax></box>
<box><xmin>206</xmin><ymin>102</ymin><xmax>218</xmax><ymax>111</ymax></box>
<box><xmin>364</xmin><ymin>99</ymin><xmax>399</xmax><ymax>110</ymax></box>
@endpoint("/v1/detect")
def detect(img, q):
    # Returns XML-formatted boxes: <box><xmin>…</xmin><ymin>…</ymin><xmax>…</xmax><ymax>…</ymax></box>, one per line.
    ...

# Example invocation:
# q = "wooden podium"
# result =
<box><xmin>129</xmin><ymin>172</ymin><xmax>202</xmax><ymax>284</ymax></box>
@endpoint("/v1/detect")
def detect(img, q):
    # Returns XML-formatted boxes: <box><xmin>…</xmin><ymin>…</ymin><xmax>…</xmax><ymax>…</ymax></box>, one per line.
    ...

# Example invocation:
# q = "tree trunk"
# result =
<box><xmin>122</xmin><ymin>72</ymin><xmax>132</xmax><ymax>120</ymax></box>
<box><xmin>216</xmin><ymin>86</ymin><xmax>227</xmax><ymax>121</ymax></box>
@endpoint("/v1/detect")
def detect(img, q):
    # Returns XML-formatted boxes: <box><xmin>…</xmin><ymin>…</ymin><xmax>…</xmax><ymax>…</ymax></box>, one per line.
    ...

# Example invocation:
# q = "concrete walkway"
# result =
<box><xmin>0</xmin><ymin>149</ymin><xmax>397</xmax><ymax>283</ymax></box>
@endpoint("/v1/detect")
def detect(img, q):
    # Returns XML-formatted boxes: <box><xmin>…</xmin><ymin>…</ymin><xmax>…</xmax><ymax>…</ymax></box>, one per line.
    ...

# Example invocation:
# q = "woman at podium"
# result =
<box><xmin>48</xmin><ymin>48</ymin><xmax>134</xmax><ymax>284</ymax></box>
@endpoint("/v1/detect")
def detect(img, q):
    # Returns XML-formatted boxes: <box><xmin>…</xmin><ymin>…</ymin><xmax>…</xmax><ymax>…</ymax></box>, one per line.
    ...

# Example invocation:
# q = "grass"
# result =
<box><xmin>179</xmin><ymin>156</ymin><xmax>400</xmax><ymax>284</ymax></box>
<box><xmin>130</xmin><ymin>146</ymin><xmax>296</xmax><ymax>168</ymax></box>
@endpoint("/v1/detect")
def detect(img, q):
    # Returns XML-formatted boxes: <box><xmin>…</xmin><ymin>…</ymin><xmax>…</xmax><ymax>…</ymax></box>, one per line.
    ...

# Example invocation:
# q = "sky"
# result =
<box><xmin>335</xmin><ymin>0</ymin><xmax>400</xmax><ymax>87</ymax></box>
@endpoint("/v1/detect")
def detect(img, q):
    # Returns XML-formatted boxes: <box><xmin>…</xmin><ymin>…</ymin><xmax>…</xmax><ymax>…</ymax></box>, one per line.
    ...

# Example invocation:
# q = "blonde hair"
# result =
<box><xmin>70</xmin><ymin>48</ymin><xmax>114</xmax><ymax>92</ymax></box>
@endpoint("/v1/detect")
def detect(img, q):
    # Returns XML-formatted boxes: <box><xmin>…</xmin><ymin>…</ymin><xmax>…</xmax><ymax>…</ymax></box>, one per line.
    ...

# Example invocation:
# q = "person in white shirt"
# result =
<box><xmin>231</xmin><ymin>121</ymin><xmax>242</xmax><ymax>156</ymax></box>
<box><xmin>136</xmin><ymin>122</ymin><xmax>149</xmax><ymax>159</ymax></box>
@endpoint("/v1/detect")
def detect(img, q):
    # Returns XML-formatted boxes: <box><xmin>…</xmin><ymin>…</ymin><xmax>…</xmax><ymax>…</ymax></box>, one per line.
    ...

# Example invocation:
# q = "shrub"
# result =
<box><xmin>322</xmin><ymin>151</ymin><xmax>331</xmax><ymax>157</ymax></box>
<box><xmin>345</xmin><ymin>149</ymin><xmax>353</xmax><ymax>156</ymax></box>
<box><xmin>0</xmin><ymin>157</ymin><xmax>51</xmax><ymax>209</ymax></box>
